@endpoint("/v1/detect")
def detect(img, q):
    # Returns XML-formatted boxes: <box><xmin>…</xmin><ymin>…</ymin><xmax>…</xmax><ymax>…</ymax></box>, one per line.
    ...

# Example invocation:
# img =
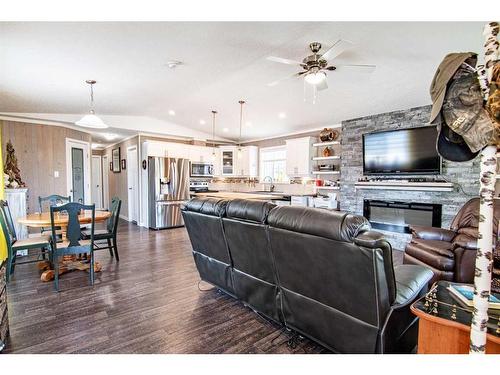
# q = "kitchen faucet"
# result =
<box><xmin>263</xmin><ymin>176</ymin><xmax>275</xmax><ymax>192</ymax></box>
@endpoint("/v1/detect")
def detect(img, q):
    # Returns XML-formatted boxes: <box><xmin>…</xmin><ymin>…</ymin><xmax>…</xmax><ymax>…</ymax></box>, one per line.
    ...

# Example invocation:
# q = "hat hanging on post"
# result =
<box><xmin>430</xmin><ymin>52</ymin><xmax>497</xmax><ymax>162</ymax></box>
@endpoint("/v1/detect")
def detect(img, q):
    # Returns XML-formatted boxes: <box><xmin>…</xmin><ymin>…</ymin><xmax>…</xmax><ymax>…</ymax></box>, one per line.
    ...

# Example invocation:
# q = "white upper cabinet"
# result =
<box><xmin>144</xmin><ymin>141</ymin><xmax>189</xmax><ymax>159</ymax></box>
<box><xmin>188</xmin><ymin>145</ymin><xmax>214</xmax><ymax>163</ymax></box>
<box><xmin>285</xmin><ymin>137</ymin><xmax>315</xmax><ymax>177</ymax></box>
<box><xmin>219</xmin><ymin>146</ymin><xmax>258</xmax><ymax>177</ymax></box>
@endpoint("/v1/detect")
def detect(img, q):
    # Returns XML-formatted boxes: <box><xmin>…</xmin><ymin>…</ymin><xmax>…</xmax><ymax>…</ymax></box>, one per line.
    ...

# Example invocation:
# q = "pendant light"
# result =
<box><xmin>75</xmin><ymin>80</ymin><xmax>108</xmax><ymax>129</ymax></box>
<box><xmin>237</xmin><ymin>100</ymin><xmax>245</xmax><ymax>159</ymax></box>
<box><xmin>211</xmin><ymin>110</ymin><xmax>217</xmax><ymax>161</ymax></box>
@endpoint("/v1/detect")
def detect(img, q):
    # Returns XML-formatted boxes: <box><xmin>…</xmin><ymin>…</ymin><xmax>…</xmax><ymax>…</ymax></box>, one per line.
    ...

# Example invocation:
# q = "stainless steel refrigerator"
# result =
<box><xmin>148</xmin><ymin>156</ymin><xmax>190</xmax><ymax>229</ymax></box>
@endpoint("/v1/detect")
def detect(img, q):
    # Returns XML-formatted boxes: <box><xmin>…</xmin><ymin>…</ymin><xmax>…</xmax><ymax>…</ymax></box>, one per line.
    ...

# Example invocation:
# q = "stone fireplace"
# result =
<box><xmin>339</xmin><ymin>105</ymin><xmax>480</xmax><ymax>250</ymax></box>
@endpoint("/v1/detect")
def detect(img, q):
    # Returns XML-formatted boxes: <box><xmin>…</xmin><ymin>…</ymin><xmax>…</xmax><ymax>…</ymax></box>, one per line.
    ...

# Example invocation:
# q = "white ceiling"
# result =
<box><xmin>0</xmin><ymin>22</ymin><xmax>486</xmax><ymax>142</ymax></box>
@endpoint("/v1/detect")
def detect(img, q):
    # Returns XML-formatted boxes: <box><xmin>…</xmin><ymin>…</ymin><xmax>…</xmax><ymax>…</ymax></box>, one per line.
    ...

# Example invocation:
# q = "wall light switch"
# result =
<box><xmin>54</xmin><ymin>171</ymin><xmax>59</xmax><ymax>178</ymax></box>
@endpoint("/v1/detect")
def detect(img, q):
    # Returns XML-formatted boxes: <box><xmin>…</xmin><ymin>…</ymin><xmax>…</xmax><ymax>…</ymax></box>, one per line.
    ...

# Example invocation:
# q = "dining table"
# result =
<box><xmin>18</xmin><ymin>210</ymin><xmax>112</xmax><ymax>282</ymax></box>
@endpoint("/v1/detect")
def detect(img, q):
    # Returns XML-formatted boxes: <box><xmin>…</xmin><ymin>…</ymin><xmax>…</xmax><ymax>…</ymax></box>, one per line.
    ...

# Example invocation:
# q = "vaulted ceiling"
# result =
<box><xmin>0</xmin><ymin>22</ymin><xmax>485</xmax><ymax>142</ymax></box>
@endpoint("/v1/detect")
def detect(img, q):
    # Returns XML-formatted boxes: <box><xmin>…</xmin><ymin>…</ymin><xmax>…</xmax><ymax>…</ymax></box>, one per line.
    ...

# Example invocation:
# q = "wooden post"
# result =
<box><xmin>469</xmin><ymin>21</ymin><xmax>499</xmax><ymax>354</ymax></box>
<box><xmin>470</xmin><ymin>145</ymin><xmax>497</xmax><ymax>353</ymax></box>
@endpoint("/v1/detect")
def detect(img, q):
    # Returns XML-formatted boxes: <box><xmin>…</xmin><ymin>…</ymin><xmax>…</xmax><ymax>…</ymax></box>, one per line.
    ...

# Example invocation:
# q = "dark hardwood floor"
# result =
<box><xmin>4</xmin><ymin>220</ymin><xmax>404</xmax><ymax>354</ymax></box>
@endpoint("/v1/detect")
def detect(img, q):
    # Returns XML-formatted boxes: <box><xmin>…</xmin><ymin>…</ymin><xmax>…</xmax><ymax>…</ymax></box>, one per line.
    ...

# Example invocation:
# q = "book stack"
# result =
<box><xmin>447</xmin><ymin>284</ymin><xmax>500</xmax><ymax>310</ymax></box>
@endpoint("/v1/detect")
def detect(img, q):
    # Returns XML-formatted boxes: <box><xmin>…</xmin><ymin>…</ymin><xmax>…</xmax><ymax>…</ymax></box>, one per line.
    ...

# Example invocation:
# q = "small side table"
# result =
<box><xmin>411</xmin><ymin>281</ymin><xmax>500</xmax><ymax>354</ymax></box>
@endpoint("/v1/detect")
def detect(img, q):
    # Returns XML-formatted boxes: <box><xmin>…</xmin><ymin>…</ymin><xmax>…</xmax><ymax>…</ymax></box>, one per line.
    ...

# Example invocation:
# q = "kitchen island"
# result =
<box><xmin>193</xmin><ymin>191</ymin><xmax>284</xmax><ymax>201</ymax></box>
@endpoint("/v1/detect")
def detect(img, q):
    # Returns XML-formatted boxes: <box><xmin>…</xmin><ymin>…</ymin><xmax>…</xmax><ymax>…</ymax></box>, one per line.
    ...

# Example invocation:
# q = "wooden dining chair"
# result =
<box><xmin>49</xmin><ymin>202</ymin><xmax>95</xmax><ymax>292</ymax></box>
<box><xmin>38</xmin><ymin>195</ymin><xmax>71</xmax><ymax>239</ymax></box>
<box><xmin>82</xmin><ymin>197</ymin><xmax>121</xmax><ymax>260</ymax></box>
<box><xmin>0</xmin><ymin>200</ymin><xmax>52</xmax><ymax>282</ymax></box>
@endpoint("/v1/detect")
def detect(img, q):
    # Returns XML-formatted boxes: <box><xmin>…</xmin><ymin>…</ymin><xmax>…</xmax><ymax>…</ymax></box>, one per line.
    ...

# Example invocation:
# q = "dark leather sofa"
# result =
<box><xmin>404</xmin><ymin>198</ymin><xmax>499</xmax><ymax>285</ymax></box>
<box><xmin>182</xmin><ymin>197</ymin><xmax>433</xmax><ymax>353</ymax></box>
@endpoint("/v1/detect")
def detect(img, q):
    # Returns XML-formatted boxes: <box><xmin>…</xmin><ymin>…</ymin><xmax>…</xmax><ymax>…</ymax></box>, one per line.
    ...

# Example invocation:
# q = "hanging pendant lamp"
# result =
<box><xmin>211</xmin><ymin>110</ymin><xmax>218</xmax><ymax>160</ymax></box>
<box><xmin>237</xmin><ymin>100</ymin><xmax>245</xmax><ymax>159</ymax></box>
<box><xmin>75</xmin><ymin>80</ymin><xmax>108</xmax><ymax>129</ymax></box>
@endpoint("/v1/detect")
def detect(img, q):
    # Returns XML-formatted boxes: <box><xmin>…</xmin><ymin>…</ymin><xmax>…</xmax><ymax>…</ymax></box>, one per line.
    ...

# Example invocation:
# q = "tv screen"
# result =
<box><xmin>363</xmin><ymin>126</ymin><xmax>441</xmax><ymax>175</ymax></box>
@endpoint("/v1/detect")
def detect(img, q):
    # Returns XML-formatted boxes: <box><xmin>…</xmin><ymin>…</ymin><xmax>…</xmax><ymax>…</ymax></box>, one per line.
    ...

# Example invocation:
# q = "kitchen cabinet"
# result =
<box><xmin>145</xmin><ymin>141</ymin><xmax>186</xmax><ymax>158</ymax></box>
<box><xmin>285</xmin><ymin>136</ymin><xmax>315</xmax><ymax>177</ymax></box>
<box><xmin>219</xmin><ymin>146</ymin><xmax>258</xmax><ymax>177</ymax></box>
<box><xmin>189</xmin><ymin>145</ymin><xmax>215</xmax><ymax>163</ymax></box>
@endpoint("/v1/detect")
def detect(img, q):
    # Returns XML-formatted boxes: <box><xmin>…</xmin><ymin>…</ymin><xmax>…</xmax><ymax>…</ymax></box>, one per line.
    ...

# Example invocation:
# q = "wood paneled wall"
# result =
<box><xmin>0</xmin><ymin>120</ymin><xmax>92</xmax><ymax>214</ymax></box>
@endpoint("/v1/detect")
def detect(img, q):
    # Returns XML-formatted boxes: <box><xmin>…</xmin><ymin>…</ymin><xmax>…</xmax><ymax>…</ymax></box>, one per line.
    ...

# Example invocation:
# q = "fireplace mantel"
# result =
<box><xmin>354</xmin><ymin>181</ymin><xmax>454</xmax><ymax>192</ymax></box>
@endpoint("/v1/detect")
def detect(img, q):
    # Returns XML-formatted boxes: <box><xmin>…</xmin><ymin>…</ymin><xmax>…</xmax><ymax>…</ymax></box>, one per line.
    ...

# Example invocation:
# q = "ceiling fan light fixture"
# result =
<box><xmin>304</xmin><ymin>71</ymin><xmax>326</xmax><ymax>85</ymax></box>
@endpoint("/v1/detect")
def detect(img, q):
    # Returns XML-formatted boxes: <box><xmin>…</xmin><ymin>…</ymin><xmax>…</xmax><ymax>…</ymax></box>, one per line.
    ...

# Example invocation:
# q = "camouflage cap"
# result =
<box><xmin>442</xmin><ymin>73</ymin><xmax>495</xmax><ymax>153</ymax></box>
<box><xmin>430</xmin><ymin>52</ymin><xmax>477</xmax><ymax>124</ymax></box>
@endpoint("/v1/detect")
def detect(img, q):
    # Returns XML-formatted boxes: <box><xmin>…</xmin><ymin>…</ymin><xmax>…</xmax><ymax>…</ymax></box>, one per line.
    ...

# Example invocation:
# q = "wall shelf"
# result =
<box><xmin>312</xmin><ymin>156</ymin><xmax>341</xmax><ymax>161</ymax></box>
<box><xmin>355</xmin><ymin>181</ymin><xmax>454</xmax><ymax>192</ymax></box>
<box><xmin>312</xmin><ymin>171</ymin><xmax>340</xmax><ymax>175</ymax></box>
<box><xmin>313</xmin><ymin>141</ymin><xmax>340</xmax><ymax>147</ymax></box>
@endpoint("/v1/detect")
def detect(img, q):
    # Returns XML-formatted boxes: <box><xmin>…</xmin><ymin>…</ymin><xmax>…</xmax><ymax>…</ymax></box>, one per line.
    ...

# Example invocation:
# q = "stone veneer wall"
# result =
<box><xmin>339</xmin><ymin>105</ymin><xmax>480</xmax><ymax>251</ymax></box>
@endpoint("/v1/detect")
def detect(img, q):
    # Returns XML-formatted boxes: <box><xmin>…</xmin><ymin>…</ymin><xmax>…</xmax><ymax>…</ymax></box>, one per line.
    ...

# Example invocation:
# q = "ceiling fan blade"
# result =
<box><xmin>266</xmin><ymin>56</ymin><xmax>304</xmax><ymax>66</ymax></box>
<box><xmin>316</xmin><ymin>79</ymin><xmax>328</xmax><ymax>91</ymax></box>
<box><xmin>321</xmin><ymin>39</ymin><xmax>354</xmax><ymax>61</ymax></box>
<box><xmin>336</xmin><ymin>64</ymin><xmax>376</xmax><ymax>73</ymax></box>
<box><xmin>267</xmin><ymin>72</ymin><xmax>303</xmax><ymax>87</ymax></box>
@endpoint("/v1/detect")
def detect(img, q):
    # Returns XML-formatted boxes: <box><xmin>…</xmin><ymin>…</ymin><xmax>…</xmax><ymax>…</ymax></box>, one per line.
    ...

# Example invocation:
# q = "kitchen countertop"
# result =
<box><xmin>193</xmin><ymin>191</ymin><xmax>284</xmax><ymax>200</ymax></box>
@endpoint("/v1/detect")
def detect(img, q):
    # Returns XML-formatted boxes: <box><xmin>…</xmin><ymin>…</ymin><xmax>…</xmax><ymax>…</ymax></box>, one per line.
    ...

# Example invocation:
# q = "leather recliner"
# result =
<box><xmin>182</xmin><ymin>197</ymin><xmax>433</xmax><ymax>353</ymax></box>
<box><xmin>404</xmin><ymin>198</ymin><xmax>499</xmax><ymax>285</ymax></box>
<box><xmin>182</xmin><ymin>197</ymin><xmax>235</xmax><ymax>296</ymax></box>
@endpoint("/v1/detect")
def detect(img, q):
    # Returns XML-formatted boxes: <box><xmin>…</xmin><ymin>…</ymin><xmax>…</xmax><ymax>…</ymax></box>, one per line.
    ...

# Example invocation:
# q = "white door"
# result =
<box><xmin>91</xmin><ymin>155</ymin><xmax>103</xmax><ymax>209</ymax></box>
<box><xmin>66</xmin><ymin>139</ymin><xmax>91</xmax><ymax>204</ymax></box>
<box><xmin>127</xmin><ymin>146</ymin><xmax>139</xmax><ymax>223</ymax></box>
<box><xmin>102</xmin><ymin>154</ymin><xmax>109</xmax><ymax>209</ymax></box>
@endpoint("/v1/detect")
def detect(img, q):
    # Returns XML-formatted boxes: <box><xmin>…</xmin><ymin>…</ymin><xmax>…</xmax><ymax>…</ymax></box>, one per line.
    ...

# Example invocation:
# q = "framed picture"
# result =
<box><xmin>112</xmin><ymin>147</ymin><xmax>121</xmax><ymax>173</ymax></box>
<box><xmin>121</xmin><ymin>159</ymin><xmax>127</xmax><ymax>170</ymax></box>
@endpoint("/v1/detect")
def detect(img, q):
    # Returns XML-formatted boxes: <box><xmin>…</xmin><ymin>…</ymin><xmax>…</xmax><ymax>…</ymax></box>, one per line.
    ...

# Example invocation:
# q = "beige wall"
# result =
<box><xmin>1</xmin><ymin>120</ymin><xmax>92</xmax><ymax>214</ymax></box>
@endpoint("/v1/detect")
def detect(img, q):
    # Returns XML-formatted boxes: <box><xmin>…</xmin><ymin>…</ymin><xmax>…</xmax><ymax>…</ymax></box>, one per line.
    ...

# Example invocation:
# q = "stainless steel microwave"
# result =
<box><xmin>190</xmin><ymin>162</ymin><xmax>214</xmax><ymax>177</ymax></box>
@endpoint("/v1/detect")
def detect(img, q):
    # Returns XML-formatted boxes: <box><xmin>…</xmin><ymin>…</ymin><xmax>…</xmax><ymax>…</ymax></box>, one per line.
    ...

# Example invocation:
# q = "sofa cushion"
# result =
<box><xmin>267</xmin><ymin>206</ymin><xmax>370</xmax><ymax>242</ymax></box>
<box><xmin>393</xmin><ymin>265</ymin><xmax>434</xmax><ymax>306</ymax></box>
<box><xmin>182</xmin><ymin>197</ymin><xmax>228</xmax><ymax>217</ymax></box>
<box><xmin>226</xmin><ymin>199</ymin><xmax>276</xmax><ymax>223</ymax></box>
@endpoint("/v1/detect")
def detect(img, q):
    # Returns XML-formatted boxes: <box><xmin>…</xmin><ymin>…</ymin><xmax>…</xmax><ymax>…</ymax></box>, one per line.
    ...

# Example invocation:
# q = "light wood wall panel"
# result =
<box><xmin>0</xmin><ymin>120</ymin><xmax>92</xmax><ymax>214</ymax></box>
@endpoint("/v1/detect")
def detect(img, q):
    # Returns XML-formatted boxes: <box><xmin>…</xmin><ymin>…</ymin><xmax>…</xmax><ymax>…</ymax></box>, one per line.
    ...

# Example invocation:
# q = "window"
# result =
<box><xmin>259</xmin><ymin>146</ymin><xmax>288</xmax><ymax>183</ymax></box>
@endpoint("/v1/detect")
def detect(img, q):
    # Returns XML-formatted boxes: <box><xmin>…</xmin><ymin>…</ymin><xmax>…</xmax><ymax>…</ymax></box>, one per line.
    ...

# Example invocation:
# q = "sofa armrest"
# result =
<box><xmin>353</xmin><ymin>231</ymin><xmax>388</xmax><ymax>248</ymax></box>
<box><xmin>410</xmin><ymin>225</ymin><xmax>456</xmax><ymax>242</ymax></box>
<box><xmin>453</xmin><ymin>234</ymin><xmax>478</xmax><ymax>250</ymax></box>
<box><xmin>393</xmin><ymin>265</ymin><xmax>433</xmax><ymax>307</ymax></box>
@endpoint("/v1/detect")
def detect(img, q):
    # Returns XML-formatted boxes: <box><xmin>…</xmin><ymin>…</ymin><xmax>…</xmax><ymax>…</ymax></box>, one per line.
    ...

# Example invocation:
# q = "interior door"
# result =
<box><xmin>127</xmin><ymin>146</ymin><xmax>139</xmax><ymax>223</ymax></box>
<box><xmin>66</xmin><ymin>139</ymin><xmax>91</xmax><ymax>204</ymax></box>
<box><xmin>91</xmin><ymin>155</ymin><xmax>103</xmax><ymax>209</ymax></box>
<box><xmin>102</xmin><ymin>154</ymin><xmax>109</xmax><ymax>209</ymax></box>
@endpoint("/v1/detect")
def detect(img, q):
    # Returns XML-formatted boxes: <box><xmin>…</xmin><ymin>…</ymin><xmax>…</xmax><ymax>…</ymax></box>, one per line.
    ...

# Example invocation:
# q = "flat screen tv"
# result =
<box><xmin>362</xmin><ymin>126</ymin><xmax>441</xmax><ymax>175</ymax></box>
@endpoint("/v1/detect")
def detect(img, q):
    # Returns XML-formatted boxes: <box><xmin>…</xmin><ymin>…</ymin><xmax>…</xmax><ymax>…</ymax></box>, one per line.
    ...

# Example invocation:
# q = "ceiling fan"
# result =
<box><xmin>266</xmin><ymin>40</ymin><xmax>376</xmax><ymax>91</ymax></box>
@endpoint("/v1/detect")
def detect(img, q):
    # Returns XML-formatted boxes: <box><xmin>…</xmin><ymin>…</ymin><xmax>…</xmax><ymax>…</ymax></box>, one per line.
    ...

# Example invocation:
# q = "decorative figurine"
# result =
<box><xmin>319</xmin><ymin>128</ymin><xmax>339</xmax><ymax>142</ymax></box>
<box><xmin>4</xmin><ymin>140</ymin><xmax>26</xmax><ymax>188</ymax></box>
